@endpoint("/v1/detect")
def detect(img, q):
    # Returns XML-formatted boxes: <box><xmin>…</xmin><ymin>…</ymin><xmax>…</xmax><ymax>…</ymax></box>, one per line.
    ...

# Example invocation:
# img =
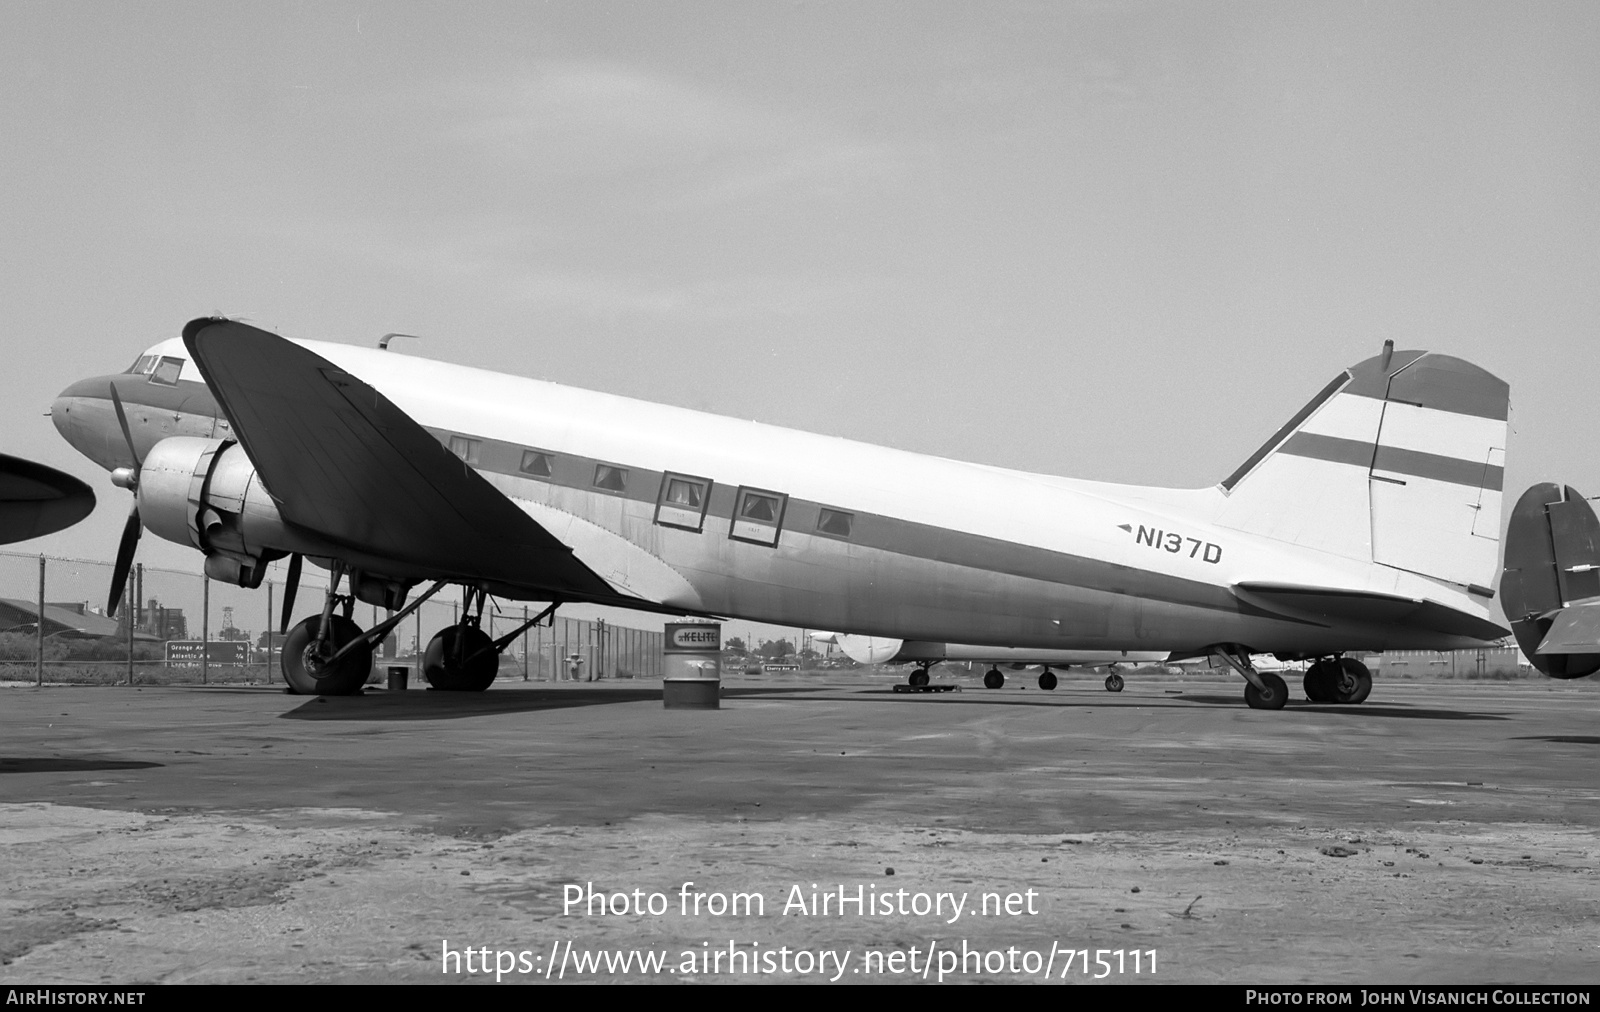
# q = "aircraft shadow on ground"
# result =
<box><xmin>1171</xmin><ymin>693</ymin><xmax>1510</xmax><ymax>720</ymax></box>
<box><xmin>1511</xmin><ymin>735</ymin><xmax>1600</xmax><ymax>745</ymax></box>
<box><xmin>279</xmin><ymin>686</ymin><xmax>804</xmax><ymax>721</ymax></box>
<box><xmin>0</xmin><ymin>757</ymin><xmax>164</xmax><ymax>774</ymax></box>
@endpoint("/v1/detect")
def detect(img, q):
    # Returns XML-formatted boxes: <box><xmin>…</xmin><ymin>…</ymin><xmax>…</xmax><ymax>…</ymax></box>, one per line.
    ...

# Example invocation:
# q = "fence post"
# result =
<box><xmin>126</xmin><ymin>577</ymin><xmax>134</xmax><ymax>685</ymax></box>
<box><xmin>201</xmin><ymin>575</ymin><xmax>209</xmax><ymax>685</ymax></box>
<box><xmin>36</xmin><ymin>554</ymin><xmax>45</xmax><ymax>687</ymax></box>
<box><xmin>522</xmin><ymin>605</ymin><xmax>529</xmax><ymax>680</ymax></box>
<box><xmin>266</xmin><ymin>581</ymin><xmax>273</xmax><ymax>683</ymax></box>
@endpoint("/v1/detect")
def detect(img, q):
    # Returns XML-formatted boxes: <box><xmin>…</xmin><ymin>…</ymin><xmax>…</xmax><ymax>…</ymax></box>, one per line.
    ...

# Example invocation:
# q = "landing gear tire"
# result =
<box><xmin>1038</xmin><ymin>670</ymin><xmax>1057</xmax><ymax>691</ymax></box>
<box><xmin>424</xmin><ymin>625</ymin><xmax>498</xmax><ymax>692</ymax></box>
<box><xmin>908</xmin><ymin>667</ymin><xmax>930</xmax><ymax>687</ymax></box>
<box><xmin>281</xmin><ymin>614</ymin><xmax>371</xmax><ymax>696</ymax></box>
<box><xmin>1328</xmin><ymin>657</ymin><xmax>1372</xmax><ymax>704</ymax></box>
<box><xmin>1304</xmin><ymin>661</ymin><xmax>1337</xmax><ymax>702</ymax></box>
<box><xmin>983</xmin><ymin>668</ymin><xmax>1004</xmax><ymax>689</ymax></box>
<box><xmin>1104</xmin><ymin>673</ymin><xmax>1125</xmax><ymax>693</ymax></box>
<box><xmin>1244</xmin><ymin>671</ymin><xmax>1289</xmax><ymax>710</ymax></box>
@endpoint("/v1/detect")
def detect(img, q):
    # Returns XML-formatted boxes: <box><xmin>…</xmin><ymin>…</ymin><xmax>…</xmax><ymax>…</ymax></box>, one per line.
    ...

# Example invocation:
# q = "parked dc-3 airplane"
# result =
<box><xmin>1500</xmin><ymin>482</ymin><xmax>1600</xmax><ymax>678</ymax></box>
<box><xmin>51</xmin><ymin>320</ymin><xmax>1511</xmax><ymax>708</ymax></box>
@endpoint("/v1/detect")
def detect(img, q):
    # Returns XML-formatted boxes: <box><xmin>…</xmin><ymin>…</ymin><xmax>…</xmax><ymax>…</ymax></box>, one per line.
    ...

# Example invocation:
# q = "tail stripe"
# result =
<box><xmin>1279</xmin><ymin>432</ymin><xmax>1503</xmax><ymax>490</ymax></box>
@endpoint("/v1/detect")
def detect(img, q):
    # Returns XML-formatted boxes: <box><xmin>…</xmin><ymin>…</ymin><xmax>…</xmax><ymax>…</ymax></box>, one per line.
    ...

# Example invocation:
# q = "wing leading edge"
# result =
<box><xmin>181</xmin><ymin>318</ymin><xmax>617</xmax><ymax>602</ymax></box>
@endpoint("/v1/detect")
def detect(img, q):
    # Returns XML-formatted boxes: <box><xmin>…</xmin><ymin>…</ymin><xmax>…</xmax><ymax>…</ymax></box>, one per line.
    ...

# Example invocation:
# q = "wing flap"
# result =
<box><xmin>182</xmin><ymin>318</ymin><xmax>613</xmax><ymax>599</ymax></box>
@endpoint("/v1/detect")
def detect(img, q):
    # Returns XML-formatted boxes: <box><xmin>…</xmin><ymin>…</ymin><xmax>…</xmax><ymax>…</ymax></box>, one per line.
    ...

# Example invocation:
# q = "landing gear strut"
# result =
<box><xmin>1212</xmin><ymin>647</ymin><xmax>1287</xmax><ymax>710</ymax></box>
<box><xmin>424</xmin><ymin>591</ymin><xmax>560</xmax><ymax>692</ymax></box>
<box><xmin>1304</xmin><ymin>656</ymin><xmax>1372</xmax><ymax>703</ymax></box>
<box><xmin>983</xmin><ymin>667</ymin><xmax>1005</xmax><ymax>689</ymax></box>
<box><xmin>281</xmin><ymin>563</ymin><xmax>368</xmax><ymax>696</ymax></box>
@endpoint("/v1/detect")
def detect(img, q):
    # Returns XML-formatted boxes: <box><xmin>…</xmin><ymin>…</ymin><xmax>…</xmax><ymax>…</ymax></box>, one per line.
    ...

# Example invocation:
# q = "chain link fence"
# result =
<box><xmin>0</xmin><ymin>551</ymin><xmax>662</xmax><ymax>687</ymax></box>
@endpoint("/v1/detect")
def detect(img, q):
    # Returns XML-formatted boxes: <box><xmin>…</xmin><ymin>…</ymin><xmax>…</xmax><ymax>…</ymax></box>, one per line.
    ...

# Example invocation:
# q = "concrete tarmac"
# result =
<box><xmin>1</xmin><ymin>672</ymin><xmax>1597</xmax><ymax>984</ymax></box>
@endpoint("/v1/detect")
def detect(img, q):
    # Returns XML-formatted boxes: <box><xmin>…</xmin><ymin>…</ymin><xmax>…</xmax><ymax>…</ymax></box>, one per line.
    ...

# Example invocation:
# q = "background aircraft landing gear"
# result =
<box><xmin>1304</xmin><ymin>657</ymin><xmax>1372</xmax><ymax>703</ymax></box>
<box><xmin>983</xmin><ymin>668</ymin><xmax>1005</xmax><ymax>689</ymax></box>
<box><xmin>1038</xmin><ymin>668</ymin><xmax>1057</xmax><ymax>690</ymax></box>
<box><xmin>908</xmin><ymin>667</ymin><xmax>930</xmax><ymax>687</ymax></box>
<box><xmin>1104</xmin><ymin>672</ymin><xmax>1124</xmax><ymax>692</ymax></box>
<box><xmin>281</xmin><ymin>614</ymin><xmax>371</xmax><ymax>696</ymax></box>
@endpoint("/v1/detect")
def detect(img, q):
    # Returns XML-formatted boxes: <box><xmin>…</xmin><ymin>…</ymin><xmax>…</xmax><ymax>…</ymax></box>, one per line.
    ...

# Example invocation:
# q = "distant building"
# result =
<box><xmin>0</xmin><ymin>598</ymin><xmax>159</xmax><ymax>641</ymax></box>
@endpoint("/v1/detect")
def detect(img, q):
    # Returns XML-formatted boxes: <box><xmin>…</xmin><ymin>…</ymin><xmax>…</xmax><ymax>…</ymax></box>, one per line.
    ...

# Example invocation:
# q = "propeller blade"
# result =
<box><xmin>280</xmin><ymin>553</ymin><xmax>302</xmax><ymax>634</ymax></box>
<box><xmin>109</xmin><ymin>384</ymin><xmax>141</xmax><ymax>468</ymax></box>
<box><xmin>108</xmin><ymin>504</ymin><xmax>141</xmax><ymax>617</ymax></box>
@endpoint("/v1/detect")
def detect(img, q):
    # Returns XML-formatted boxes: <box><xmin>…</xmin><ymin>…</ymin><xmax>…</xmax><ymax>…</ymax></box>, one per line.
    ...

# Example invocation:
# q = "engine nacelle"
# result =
<box><xmin>137</xmin><ymin>436</ymin><xmax>315</xmax><ymax>586</ymax></box>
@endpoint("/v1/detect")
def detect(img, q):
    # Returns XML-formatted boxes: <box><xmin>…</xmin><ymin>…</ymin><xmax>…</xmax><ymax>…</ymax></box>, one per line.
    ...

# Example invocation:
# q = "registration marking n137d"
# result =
<box><xmin>1118</xmin><ymin>523</ymin><xmax>1223</xmax><ymax>564</ymax></box>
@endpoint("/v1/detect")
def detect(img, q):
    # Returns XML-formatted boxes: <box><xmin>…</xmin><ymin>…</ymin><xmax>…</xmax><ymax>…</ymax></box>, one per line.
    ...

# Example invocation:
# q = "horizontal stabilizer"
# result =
<box><xmin>1232</xmin><ymin>582</ymin><xmax>1507</xmax><ymax>642</ymax></box>
<box><xmin>1536</xmin><ymin>600</ymin><xmax>1600</xmax><ymax>654</ymax></box>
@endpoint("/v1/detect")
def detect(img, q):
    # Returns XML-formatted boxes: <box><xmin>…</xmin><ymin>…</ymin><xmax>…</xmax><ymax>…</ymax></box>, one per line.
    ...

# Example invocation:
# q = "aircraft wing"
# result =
<box><xmin>0</xmin><ymin>454</ymin><xmax>95</xmax><ymax>545</ymax></box>
<box><xmin>181</xmin><ymin>318</ymin><xmax>616</xmax><ymax>601</ymax></box>
<box><xmin>1231</xmin><ymin>582</ymin><xmax>1508</xmax><ymax>641</ymax></box>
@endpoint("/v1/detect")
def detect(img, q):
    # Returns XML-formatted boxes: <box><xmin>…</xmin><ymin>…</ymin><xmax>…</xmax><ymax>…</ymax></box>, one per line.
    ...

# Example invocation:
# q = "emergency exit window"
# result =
<box><xmin>730</xmin><ymin>487</ymin><xmax>787</xmax><ymax>546</ymax></box>
<box><xmin>655</xmin><ymin>472</ymin><xmax>712</xmax><ymax>532</ymax></box>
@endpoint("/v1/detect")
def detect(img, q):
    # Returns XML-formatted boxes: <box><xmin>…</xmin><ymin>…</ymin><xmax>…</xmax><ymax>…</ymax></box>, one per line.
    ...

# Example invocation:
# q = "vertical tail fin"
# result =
<box><xmin>1215</xmin><ymin>345</ymin><xmax>1508</xmax><ymax>590</ymax></box>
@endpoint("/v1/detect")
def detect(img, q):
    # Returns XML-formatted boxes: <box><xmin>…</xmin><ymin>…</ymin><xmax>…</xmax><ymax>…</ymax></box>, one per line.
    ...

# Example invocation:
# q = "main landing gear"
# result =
<box><xmin>1104</xmin><ymin>672</ymin><xmax>1124</xmax><ymax>693</ymax></box>
<box><xmin>1302</xmin><ymin>656</ymin><xmax>1373</xmax><ymax>704</ymax></box>
<box><xmin>1037</xmin><ymin>667</ymin><xmax>1057</xmax><ymax>690</ymax></box>
<box><xmin>423</xmin><ymin>589</ymin><xmax>559</xmax><ymax>692</ymax></box>
<box><xmin>281</xmin><ymin>567</ymin><xmax>446</xmax><ymax>696</ymax></box>
<box><xmin>983</xmin><ymin>667</ymin><xmax>1005</xmax><ymax>689</ymax></box>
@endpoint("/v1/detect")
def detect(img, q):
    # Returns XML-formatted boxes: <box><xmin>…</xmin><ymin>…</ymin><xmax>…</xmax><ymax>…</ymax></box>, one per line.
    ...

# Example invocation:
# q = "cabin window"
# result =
<box><xmin>593</xmin><ymin>464</ymin><xmax>628</xmax><ymax>493</ymax></box>
<box><xmin>730</xmin><ymin>487</ymin><xmax>787</xmax><ymax>546</ymax></box>
<box><xmin>816</xmin><ymin>508</ymin><xmax>854</xmax><ymax>538</ymax></box>
<box><xmin>149</xmin><ymin>356</ymin><xmax>184</xmax><ymax>386</ymax></box>
<box><xmin>519</xmin><ymin>450</ymin><xmax>553</xmax><ymax>477</ymax></box>
<box><xmin>447</xmin><ymin>435</ymin><xmax>480</xmax><ymax>465</ymax></box>
<box><xmin>655</xmin><ymin>473</ymin><xmax>712</xmax><ymax>532</ymax></box>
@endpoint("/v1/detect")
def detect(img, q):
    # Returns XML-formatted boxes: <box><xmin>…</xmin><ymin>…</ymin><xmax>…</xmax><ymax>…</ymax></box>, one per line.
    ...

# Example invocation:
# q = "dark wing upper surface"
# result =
<box><xmin>181</xmin><ymin>317</ymin><xmax>612</xmax><ymax>598</ymax></box>
<box><xmin>0</xmin><ymin>454</ymin><xmax>95</xmax><ymax>545</ymax></box>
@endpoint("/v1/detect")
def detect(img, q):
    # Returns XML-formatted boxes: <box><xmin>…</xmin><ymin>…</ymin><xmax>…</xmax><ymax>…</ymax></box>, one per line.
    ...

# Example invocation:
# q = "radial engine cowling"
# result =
<box><xmin>136</xmin><ymin>436</ymin><xmax>306</xmax><ymax>586</ymax></box>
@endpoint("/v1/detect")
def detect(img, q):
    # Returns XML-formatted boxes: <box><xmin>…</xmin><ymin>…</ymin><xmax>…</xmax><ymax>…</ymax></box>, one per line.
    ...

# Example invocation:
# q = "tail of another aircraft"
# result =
<box><xmin>1214</xmin><ymin>343</ymin><xmax>1508</xmax><ymax>592</ymax></box>
<box><xmin>1500</xmin><ymin>483</ymin><xmax>1600</xmax><ymax>678</ymax></box>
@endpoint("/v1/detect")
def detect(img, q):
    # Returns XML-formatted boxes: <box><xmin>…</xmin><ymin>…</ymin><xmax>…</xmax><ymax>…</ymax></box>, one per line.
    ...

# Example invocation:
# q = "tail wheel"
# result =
<box><xmin>1329</xmin><ymin>657</ymin><xmax>1372</xmax><ymax>704</ymax></box>
<box><xmin>424</xmin><ymin>625</ymin><xmax>498</xmax><ymax>691</ymax></box>
<box><xmin>281</xmin><ymin>614</ymin><xmax>371</xmax><ymax>696</ymax></box>
<box><xmin>1104</xmin><ymin>673</ymin><xmax>1124</xmax><ymax>692</ymax></box>
<box><xmin>908</xmin><ymin>667</ymin><xmax>930</xmax><ymax>687</ymax></box>
<box><xmin>983</xmin><ymin>668</ymin><xmax>1004</xmax><ymax>689</ymax></box>
<box><xmin>1038</xmin><ymin>670</ymin><xmax>1058</xmax><ymax>690</ymax></box>
<box><xmin>1244</xmin><ymin>671</ymin><xmax>1288</xmax><ymax>710</ymax></box>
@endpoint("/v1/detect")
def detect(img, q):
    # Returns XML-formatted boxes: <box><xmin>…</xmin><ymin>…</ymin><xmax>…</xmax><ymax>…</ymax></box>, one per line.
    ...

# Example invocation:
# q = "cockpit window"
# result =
<box><xmin>126</xmin><ymin>355</ymin><xmax>157</xmax><ymax>375</ymax></box>
<box><xmin>149</xmin><ymin>356</ymin><xmax>184</xmax><ymax>386</ymax></box>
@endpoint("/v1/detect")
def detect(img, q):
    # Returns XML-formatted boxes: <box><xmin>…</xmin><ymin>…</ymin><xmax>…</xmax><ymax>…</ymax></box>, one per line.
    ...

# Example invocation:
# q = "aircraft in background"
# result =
<box><xmin>0</xmin><ymin>454</ymin><xmax>94</xmax><ymax>545</ymax></box>
<box><xmin>1500</xmin><ymin>482</ymin><xmax>1600</xmax><ymax>678</ymax></box>
<box><xmin>809</xmin><ymin>630</ymin><xmax>1163</xmax><ymax>691</ymax></box>
<box><xmin>51</xmin><ymin>321</ymin><xmax>1510</xmax><ymax>707</ymax></box>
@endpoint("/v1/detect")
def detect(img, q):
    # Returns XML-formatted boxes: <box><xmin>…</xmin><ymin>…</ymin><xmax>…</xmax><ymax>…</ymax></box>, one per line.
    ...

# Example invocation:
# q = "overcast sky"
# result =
<box><xmin>3</xmin><ymin>2</ymin><xmax>1596</xmax><ymax>633</ymax></box>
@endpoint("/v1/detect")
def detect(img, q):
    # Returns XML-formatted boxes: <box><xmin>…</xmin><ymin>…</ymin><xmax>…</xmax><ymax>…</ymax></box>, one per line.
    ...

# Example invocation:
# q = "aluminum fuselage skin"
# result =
<box><xmin>52</xmin><ymin>337</ymin><xmax>1502</xmax><ymax>656</ymax></box>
